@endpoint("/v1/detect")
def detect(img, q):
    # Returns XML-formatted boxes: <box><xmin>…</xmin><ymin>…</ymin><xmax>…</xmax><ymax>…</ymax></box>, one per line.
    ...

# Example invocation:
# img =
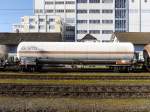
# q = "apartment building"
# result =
<box><xmin>12</xmin><ymin>24</ymin><xmax>24</xmax><ymax>33</ymax></box>
<box><xmin>34</xmin><ymin>0</ymin><xmax>76</xmax><ymax>41</ymax></box>
<box><xmin>13</xmin><ymin>15</ymin><xmax>64</xmax><ymax>37</ymax></box>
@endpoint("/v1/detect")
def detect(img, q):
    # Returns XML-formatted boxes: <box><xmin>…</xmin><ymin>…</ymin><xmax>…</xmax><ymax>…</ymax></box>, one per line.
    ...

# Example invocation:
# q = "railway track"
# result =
<box><xmin>0</xmin><ymin>84</ymin><xmax>150</xmax><ymax>98</ymax></box>
<box><xmin>0</xmin><ymin>74</ymin><xmax>150</xmax><ymax>80</ymax></box>
<box><xmin>0</xmin><ymin>73</ymin><xmax>150</xmax><ymax>98</ymax></box>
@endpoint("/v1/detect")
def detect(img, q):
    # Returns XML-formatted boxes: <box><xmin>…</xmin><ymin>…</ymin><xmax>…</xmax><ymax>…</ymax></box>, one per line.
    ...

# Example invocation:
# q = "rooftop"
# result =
<box><xmin>0</xmin><ymin>33</ymin><xmax>62</xmax><ymax>45</ymax></box>
<box><xmin>111</xmin><ymin>32</ymin><xmax>150</xmax><ymax>45</ymax></box>
<box><xmin>78</xmin><ymin>34</ymin><xmax>97</xmax><ymax>42</ymax></box>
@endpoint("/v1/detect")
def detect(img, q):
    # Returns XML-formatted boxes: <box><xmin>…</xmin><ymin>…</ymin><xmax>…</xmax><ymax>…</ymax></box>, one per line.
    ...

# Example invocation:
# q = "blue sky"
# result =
<box><xmin>0</xmin><ymin>0</ymin><xmax>33</xmax><ymax>32</ymax></box>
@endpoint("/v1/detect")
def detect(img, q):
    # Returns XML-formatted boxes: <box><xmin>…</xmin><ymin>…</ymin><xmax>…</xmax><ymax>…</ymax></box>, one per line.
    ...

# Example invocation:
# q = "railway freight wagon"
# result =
<box><xmin>143</xmin><ymin>44</ymin><xmax>150</xmax><ymax>71</ymax></box>
<box><xmin>17</xmin><ymin>42</ymin><xmax>135</xmax><ymax>71</ymax></box>
<box><xmin>0</xmin><ymin>45</ymin><xmax>8</xmax><ymax>68</ymax></box>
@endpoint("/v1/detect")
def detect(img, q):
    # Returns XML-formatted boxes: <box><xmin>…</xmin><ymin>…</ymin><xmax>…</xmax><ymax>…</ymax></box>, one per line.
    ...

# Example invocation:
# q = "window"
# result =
<box><xmin>77</xmin><ymin>0</ymin><xmax>87</xmax><ymax>3</ymax></box>
<box><xmin>102</xmin><ymin>30</ymin><xmax>113</xmax><ymax>34</ymax></box>
<box><xmin>49</xmin><ymin>25</ymin><xmax>55</xmax><ymax>30</ymax></box>
<box><xmin>115</xmin><ymin>0</ymin><xmax>126</xmax><ymax>8</ymax></box>
<box><xmin>89</xmin><ymin>0</ymin><xmax>100</xmax><ymax>3</ymax></box>
<box><xmin>89</xmin><ymin>30</ymin><xmax>100</xmax><ymax>34</ymax></box>
<box><xmin>102</xmin><ymin>0</ymin><xmax>113</xmax><ymax>3</ymax></box>
<box><xmin>89</xmin><ymin>20</ymin><xmax>100</xmax><ymax>24</ymax></box>
<box><xmin>39</xmin><ymin>25</ymin><xmax>44</xmax><ymax>29</ymax></box>
<box><xmin>21</xmin><ymin>18</ymin><xmax>24</xmax><ymax>22</ymax></box>
<box><xmin>29</xmin><ymin>25</ymin><xmax>35</xmax><ymax>29</ymax></box>
<box><xmin>102</xmin><ymin>9</ymin><xmax>113</xmax><ymax>13</ymax></box>
<box><xmin>102</xmin><ymin>20</ymin><xmax>113</xmax><ymax>24</ymax></box>
<box><xmin>66</xmin><ymin>26</ymin><xmax>75</xmax><ymax>31</ymax></box>
<box><xmin>39</xmin><ymin>18</ymin><xmax>45</xmax><ymax>22</ymax></box>
<box><xmin>115</xmin><ymin>10</ymin><xmax>126</xmax><ymax>18</ymax></box>
<box><xmin>89</xmin><ymin>9</ymin><xmax>100</xmax><ymax>13</ymax></box>
<box><xmin>77</xmin><ymin>30</ymin><xmax>87</xmax><ymax>34</ymax></box>
<box><xmin>45</xmin><ymin>1</ymin><xmax>53</xmax><ymax>5</ymax></box>
<box><xmin>55</xmin><ymin>9</ymin><xmax>64</xmax><ymax>13</ymax></box>
<box><xmin>65</xmin><ymin>1</ymin><xmax>75</xmax><ymax>4</ymax></box>
<box><xmin>45</xmin><ymin>10</ymin><xmax>53</xmax><ymax>13</ymax></box>
<box><xmin>66</xmin><ymin>9</ymin><xmax>75</xmax><ymax>13</ymax></box>
<box><xmin>115</xmin><ymin>30</ymin><xmax>126</xmax><ymax>32</ymax></box>
<box><xmin>34</xmin><ymin>9</ymin><xmax>43</xmax><ymax>13</ymax></box>
<box><xmin>29</xmin><ymin>18</ymin><xmax>34</xmax><ymax>23</ymax></box>
<box><xmin>77</xmin><ymin>10</ymin><xmax>87</xmax><ymax>13</ymax></box>
<box><xmin>49</xmin><ymin>18</ymin><xmax>54</xmax><ymax>22</ymax></box>
<box><xmin>65</xmin><ymin>35</ymin><xmax>75</xmax><ymax>41</ymax></box>
<box><xmin>55</xmin><ymin>1</ymin><xmax>64</xmax><ymax>4</ymax></box>
<box><xmin>115</xmin><ymin>20</ymin><xmax>126</xmax><ymax>29</ymax></box>
<box><xmin>8</xmin><ymin>46</ymin><xmax>17</xmax><ymax>53</ymax></box>
<box><xmin>77</xmin><ymin>20</ymin><xmax>87</xmax><ymax>24</ymax></box>
<box><xmin>66</xmin><ymin>18</ymin><xmax>75</xmax><ymax>23</ymax></box>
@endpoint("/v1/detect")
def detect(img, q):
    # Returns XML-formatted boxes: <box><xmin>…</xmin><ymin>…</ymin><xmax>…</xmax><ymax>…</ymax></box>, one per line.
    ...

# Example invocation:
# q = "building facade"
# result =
<box><xmin>12</xmin><ymin>24</ymin><xmax>24</xmax><ymax>33</ymax></box>
<box><xmin>13</xmin><ymin>15</ymin><xmax>63</xmax><ymax>33</ymax></box>
<box><xmin>115</xmin><ymin>0</ymin><xmax>129</xmax><ymax>32</ymax></box>
<box><xmin>13</xmin><ymin>15</ymin><xmax>64</xmax><ymax>39</ymax></box>
<box><xmin>12</xmin><ymin>0</ymin><xmax>150</xmax><ymax>41</ymax></box>
<box><xmin>34</xmin><ymin>0</ymin><xmax>76</xmax><ymax>41</ymax></box>
<box><xmin>76</xmin><ymin>0</ymin><xmax>114</xmax><ymax>41</ymax></box>
<box><xmin>129</xmin><ymin>0</ymin><xmax>150</xmax><ymax>32</ymax></box>
<box><xmin>34</xmin><ymin>0</ymin><xmax>115</xmax><ymax>41</ymax></box>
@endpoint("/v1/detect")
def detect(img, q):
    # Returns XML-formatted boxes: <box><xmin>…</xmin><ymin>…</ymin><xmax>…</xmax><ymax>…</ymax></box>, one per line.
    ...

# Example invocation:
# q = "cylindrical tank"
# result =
<box><xmin>144</xmin><ymin>44</ymin><xmax>150</xmax><ymax>58</ymax></box>
<box><xmin>0</xmin><ymin>45</ymin><xmax>8</xmax><ymax>61</ymax></box>
<box><xmin>17</xmin><ymin>42</ymin><xmax>134</xmax><ymax>64</ymax></box>
<box><xmin>143</xmin><ymin>44</ymin><xmax>150</xmax><ymax>71</ymax></box>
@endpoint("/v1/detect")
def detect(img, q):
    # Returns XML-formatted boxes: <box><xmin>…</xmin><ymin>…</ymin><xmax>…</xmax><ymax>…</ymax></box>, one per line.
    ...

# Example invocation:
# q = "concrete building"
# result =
<box><xmin>34</xmin><ymin>0</ymin><xmax>150</xmax><ymax>41</ymax></box>
<box><xmin>129</xmin><ymin>0</ymin><xmax>150</xmax><ymax>32</ymax></box>
<box><xmin>34</xmin><ymin>0</ymin><xmax>114</xmax><ymax>41</ymax></box>
<box><xmin>12</xmin><ymin>24</ymin><xmax>24</xmax><ymax>33</ymax></box>
<box><xmin>12</xmin><ymin>0</ymin><xmax>150</xmax><ymax>41</ymax></box>
<box><xmin>115</xmin><ymin>0</ymin><xmax>129</xmax><ymax>32</ymax></box>
<box><xmin>34</xmin><ymin>0</ymin><xmax>76</xmax><ymax>41</ymax></box>
<box><xmin>13</xmin><ymin>15</ymin><xmax>64</xmax><ymax>39</ymax></box>
<box><xmin>76</xmin><ymin>0</ymin><xmax>114</xmax><ymax>41</ymax></box>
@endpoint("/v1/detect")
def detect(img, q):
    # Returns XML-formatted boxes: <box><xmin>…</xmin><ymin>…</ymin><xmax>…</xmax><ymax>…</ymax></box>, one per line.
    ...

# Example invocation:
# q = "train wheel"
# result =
<box><xmin>20</xmin><ymin>66</ymin><xmax>26</xmax><ymax>72</ymax></box>
<box><xmin>30</xmin><ymin>66</ymin><xmax>36</xmax><ymax>72</ymax></box>
<box><xmin>71</xmin><ymin>65</ymin><xmax>77</xmax><ymax>69</ymax></box>
<box><xmin>113</xmin><ymin>67</ymin><xmax>119</xmax><ymax>73</ymax></box>
<box><xmin>36</xmin><ymin>65</ymin><xmax>42</xmax><ymax>72</ymax></box>
<box><xmin>27</xmin><ymin>66</ymin><xmax>37</xmax><ymax>72</ymax></box>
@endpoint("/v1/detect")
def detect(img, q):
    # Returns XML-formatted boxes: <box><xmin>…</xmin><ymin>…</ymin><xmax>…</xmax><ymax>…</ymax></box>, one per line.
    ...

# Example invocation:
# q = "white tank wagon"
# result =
<box><xmin>17</xmin><ymin>42</ymin><xmax>135</xmax><ymax>71</ymax></box>
<box><xmin>143</xmin><ymin>44</ymin><xmax>150</xmax><ymax>71</ymax></box>
<box><xmin>0</xmin><ymin>45</ymin><xmax>8</xmax><ymax>60</ymax></box>
<box><xmin>0</xmin><ymin>45</ymin><xmax>8</xmax><ymax>68</ymax></box>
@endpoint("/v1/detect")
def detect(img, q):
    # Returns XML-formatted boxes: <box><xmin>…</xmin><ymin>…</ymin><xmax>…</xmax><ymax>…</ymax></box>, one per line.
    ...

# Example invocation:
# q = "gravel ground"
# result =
<box><xmin>0</xmin><ymin>97</ymin><xmax>150</xmax><ymax>112</ymax></box>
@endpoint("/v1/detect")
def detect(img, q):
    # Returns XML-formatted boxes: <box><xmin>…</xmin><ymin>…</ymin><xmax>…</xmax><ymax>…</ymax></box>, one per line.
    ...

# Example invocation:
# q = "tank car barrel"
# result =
<box><xmin>16</xmin><ymin>42</ymin><xmax>135</xmax><ymax>72</ymax></box>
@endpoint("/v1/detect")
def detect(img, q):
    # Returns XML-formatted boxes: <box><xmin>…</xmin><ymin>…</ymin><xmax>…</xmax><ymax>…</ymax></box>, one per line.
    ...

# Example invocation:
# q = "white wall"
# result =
<box><xmin>129</xmin><ymin>0</ymin><xmax>150</xmax><ymax>32</ymax></box>
<box><xmin>141</xmin><ymin>0</ymin><xmax>150</xmax><ymax>32</ymax></box>
<box><xmin>76</xmin><ymin>2</ymin><xmax>114</xmax><ymax>41</ymax></box>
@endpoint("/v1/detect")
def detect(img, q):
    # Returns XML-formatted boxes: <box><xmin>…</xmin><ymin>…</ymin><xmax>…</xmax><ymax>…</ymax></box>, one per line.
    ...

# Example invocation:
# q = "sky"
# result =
<box><xmin>0</xmin><ymin>0</ymin><xmax>33</xmax><ymax>32</ymax></box>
